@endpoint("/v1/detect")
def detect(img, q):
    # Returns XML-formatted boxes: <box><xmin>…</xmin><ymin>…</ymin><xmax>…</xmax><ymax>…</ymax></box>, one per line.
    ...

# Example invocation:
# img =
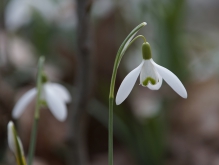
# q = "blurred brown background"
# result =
<box><xmin>1</xmin><ymin>0</ymin><xmax>219</xmax><ymax>165</ymax></box>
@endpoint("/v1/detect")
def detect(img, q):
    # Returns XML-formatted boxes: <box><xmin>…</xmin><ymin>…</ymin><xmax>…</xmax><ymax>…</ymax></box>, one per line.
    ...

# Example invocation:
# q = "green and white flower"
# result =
<box><xmin>12</xmin><ymin>82</ymin><xmax>71</xmax><ymax>121</ymax></box>
<box><xmin>116</xmin><ymin>42</ymin><xmax>187</xmax><ymax>105</ymax></box>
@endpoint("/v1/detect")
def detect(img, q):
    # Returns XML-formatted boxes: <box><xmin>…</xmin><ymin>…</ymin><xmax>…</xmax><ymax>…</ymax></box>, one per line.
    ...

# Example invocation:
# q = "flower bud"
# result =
<box><xmin>8</xmin><ymin>121</ymin><xmax>26</xmax><ymax>165</ymax></box>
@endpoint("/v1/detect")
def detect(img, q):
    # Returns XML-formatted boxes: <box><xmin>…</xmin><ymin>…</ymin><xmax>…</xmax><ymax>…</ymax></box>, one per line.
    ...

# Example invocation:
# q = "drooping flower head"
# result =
<box><xmin>116</xmin><ymin>41</ymin><xmax>187</xmax><ymax>105</ymax></box>
<box><xmin>12</xmin><ymin>74</ymin><xmax>71</xmax><ymax>121</ymax></box>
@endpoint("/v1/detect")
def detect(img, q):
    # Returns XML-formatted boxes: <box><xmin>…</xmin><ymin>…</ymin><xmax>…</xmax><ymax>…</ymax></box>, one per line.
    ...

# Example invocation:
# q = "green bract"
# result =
<box><xmin>110</xmin><ymin>22</ymin><xmax>147</xmax><ymax>98</ymax></box>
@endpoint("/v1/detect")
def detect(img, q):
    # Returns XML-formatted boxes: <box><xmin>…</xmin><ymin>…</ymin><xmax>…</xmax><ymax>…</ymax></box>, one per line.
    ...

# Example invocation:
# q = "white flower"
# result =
<box><xmin>8</xmin><ymin>121</ymin><xmax>25</xmax><ymax>158</ymax></box>
<box><xmin>12</xmin><ymin>82</ymin><xmax>71</xmax><ymax>121</ymax></box>
<box><xmin>116</xmin><ymin>42</ymin><xmax>187</xmax><ymax>105</ymax></box>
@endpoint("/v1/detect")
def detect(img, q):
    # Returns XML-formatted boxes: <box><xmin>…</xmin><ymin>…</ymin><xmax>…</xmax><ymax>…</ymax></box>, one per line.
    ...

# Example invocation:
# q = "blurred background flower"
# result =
<box><xmin>0</xmin><ymin>0</ymin><xmax>219</xmax><ymax>165</ymax></box>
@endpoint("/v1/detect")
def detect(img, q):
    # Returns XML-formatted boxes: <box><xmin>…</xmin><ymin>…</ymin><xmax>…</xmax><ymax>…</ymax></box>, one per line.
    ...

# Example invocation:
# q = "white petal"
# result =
<box><xmin>116</xmin><ymin>61</ymin><xmax>144</xmax><ymax>105</ymax></box>
<box><xmin>12</xmin><ymin>88</ymin><xmax>37</xmax><ymax>118</ymax></box>
<box><xmin>50</xmin><ymin>83</ymin><xmax>71</xmax><ymax>103</ymax></box>
<box><xmin>44</xmin><ymin>84</ymin><xmax>67</xmax><ymax>121</ymax></box>
<box><xmin>8</xmin><ymin>121</ymin><xmax>16</xmax><ymax>154</ymax></box>
<box><xmin>151</xmin><ymin>59</ymin><xmax>187</xmax><ymax>98</ymax></box>
<box><xmin>147</xmin><ymin>72</ymin><xmax>163</xmax><ymax>90</ymax></box>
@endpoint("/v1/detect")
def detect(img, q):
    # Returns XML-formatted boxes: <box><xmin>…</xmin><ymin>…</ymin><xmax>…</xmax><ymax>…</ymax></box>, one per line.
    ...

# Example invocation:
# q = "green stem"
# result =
<box><xmin>28</xmin><ymin>56</ymin><xmax>45</xmax><ymax>165</ymax></box>
<box><xmin>108</xmin><ymin>22</ymin><xmax>146</xmax><ymax>165</ymax></box>
<box><xmin>108</xmin><ymin>97</ymin><xmax>114</xmax><ymax>165</ymax></box>
<box><xmin>129</xmin><ymin>35</ymin><xmax>146</xmax><ymax>46</ymax></box>
<box><xmin>118</xmin><ymin>35</ymin><xmax>147</xmax><ymax>63</ymax></box>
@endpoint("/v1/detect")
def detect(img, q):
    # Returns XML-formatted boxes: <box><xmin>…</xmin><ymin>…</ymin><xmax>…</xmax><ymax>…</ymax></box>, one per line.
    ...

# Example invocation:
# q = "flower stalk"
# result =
<box><xmin>28</xmin><ymin>56</ymin><xmax>45</xmax><ymax>165</ymax></box>
<box><xmin>108</xmin><ymin>22</ymin><xmax>147</xmax><ymax>165</ymax></box>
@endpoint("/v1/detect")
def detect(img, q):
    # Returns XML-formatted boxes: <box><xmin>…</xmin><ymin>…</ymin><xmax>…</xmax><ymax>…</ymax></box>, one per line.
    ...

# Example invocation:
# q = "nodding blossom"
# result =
<box><xmin>116</xmin><ymin>42</ymin><xmax>187</xmax><ymax>105</ymax></box>
<box><xmin>12</xmin><ymin>82</ymin><xmax>71</xmax><ymax>121</ymax></box>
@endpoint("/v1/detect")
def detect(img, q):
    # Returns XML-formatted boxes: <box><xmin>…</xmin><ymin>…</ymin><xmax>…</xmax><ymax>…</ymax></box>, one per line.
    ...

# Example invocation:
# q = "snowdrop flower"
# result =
<box><xmin>116</xmin><ymin>42</ymin><xmax>187</xmax><ymax>105</ymax></box>
<box><xmin>12</xmin><ymin>82</ymin><xmax>71</xmax><ymax>121</ymax></box>
<box><xmin>8</xmin><ymin>121</ymin><xmax>26</xmax><ymax>165</ymax></box>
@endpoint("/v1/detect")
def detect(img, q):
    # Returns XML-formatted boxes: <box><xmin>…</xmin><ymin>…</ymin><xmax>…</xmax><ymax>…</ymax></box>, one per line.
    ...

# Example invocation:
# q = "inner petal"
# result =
<box><xmin>140</xmin><ymin>60</ymin><xmax>158</xmax><ymax>87</ymax></box>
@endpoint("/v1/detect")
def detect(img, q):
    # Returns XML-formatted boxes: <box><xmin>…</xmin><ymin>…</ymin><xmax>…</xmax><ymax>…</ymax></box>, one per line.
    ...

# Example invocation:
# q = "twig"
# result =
<box><xmin>0</xmin><ymin>0</ymin><xmax>5</xmax><ymax>30</ymax></box>
<box><xmin>0</xmin><ymin>0</ymin><xmax>14</xmax><ymax>162</ymax></box>
<box><xmin>66</xmin><ymin>0</ymin><xmax>93</xmax><ymax>165</ymax></box>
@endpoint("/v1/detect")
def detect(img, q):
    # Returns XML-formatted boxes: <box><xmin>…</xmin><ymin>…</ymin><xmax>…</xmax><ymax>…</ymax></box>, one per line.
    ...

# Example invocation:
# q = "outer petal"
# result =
<box><xmin>44</xmin><ymin>84</ymin><xmax>67</xmax><ymax>121</ymax></box>
<box><xmin>12</xmin><ymin>88</ymin><xmax>37</xmax><ymax>118</ymax></box>
<box><xmin>116</xmin><ymin>61</ymin><xmax>144</xmax><ymax>105</ymax></box>
<box><xmin>50</xmin><ymin>83</ymin><xmax>71</xmax><ymax>103</ymax></box>
<box><xmin>151</xmin><ymin>59</ymin><xmax>187</xmax><ymax>98</ymax></box>
<box><xmin>147</xmin><ymin>72</ymin><xmax>163</xmax><ymax>90</ymax></box>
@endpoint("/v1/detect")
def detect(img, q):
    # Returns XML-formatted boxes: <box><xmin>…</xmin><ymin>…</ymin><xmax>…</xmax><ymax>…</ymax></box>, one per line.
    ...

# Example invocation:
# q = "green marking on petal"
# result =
<box><xmin>40</xmin><ymin>100</ymin><xmax>47</xmax><ymax>106</ymax></box>
<box><xmin>142</xmin><ymin>77</ymin><xmax>156</xmax><ymax>86</ymax></box>
<box><xmin>142</xmin><ymin>42</ymin><xmax>152</xmax><ymax>60</ymax></box>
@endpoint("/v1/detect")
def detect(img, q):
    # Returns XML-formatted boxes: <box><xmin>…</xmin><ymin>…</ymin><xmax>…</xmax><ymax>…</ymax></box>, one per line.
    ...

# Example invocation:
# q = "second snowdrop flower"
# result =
<box><xmin>116</xmin><ymin>42</ymin><xmax>187</xmax><ymax>105</ymax></box>
<box><xmin>12</xmin><ymin>81</ymin><xmax>71</xmax><ymax>121</ymax></box>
